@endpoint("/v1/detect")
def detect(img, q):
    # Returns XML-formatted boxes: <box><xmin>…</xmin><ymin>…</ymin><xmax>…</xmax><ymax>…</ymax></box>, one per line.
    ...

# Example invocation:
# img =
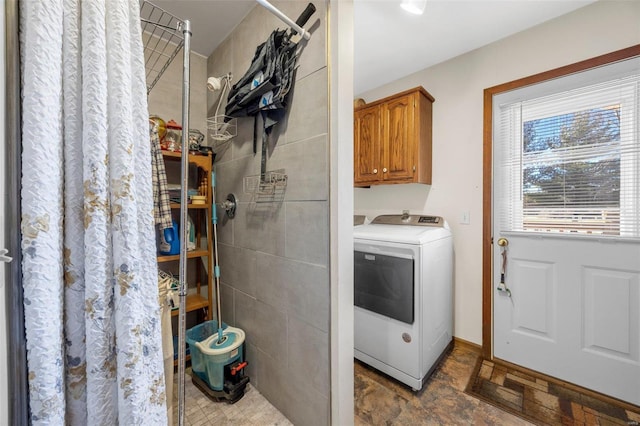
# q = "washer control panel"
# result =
<box><xmin>371</xmin><ymin>214</ymin><xmax>443</xmax><ymax>227</ymax></box>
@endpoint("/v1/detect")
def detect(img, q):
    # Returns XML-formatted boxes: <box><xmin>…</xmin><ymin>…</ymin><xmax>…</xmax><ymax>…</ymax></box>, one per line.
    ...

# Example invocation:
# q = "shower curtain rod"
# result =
<box><xmin>256</xmin><ymin>0</ymin><xmax>312</xmax><ymax>41</ymax></box>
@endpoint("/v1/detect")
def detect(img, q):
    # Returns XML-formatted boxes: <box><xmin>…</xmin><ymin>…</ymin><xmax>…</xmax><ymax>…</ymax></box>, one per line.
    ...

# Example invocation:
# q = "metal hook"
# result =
<box><xmin>0</xmin><ymin>248</ymin><xmax>13</xmax><ymax>263</ymax></box>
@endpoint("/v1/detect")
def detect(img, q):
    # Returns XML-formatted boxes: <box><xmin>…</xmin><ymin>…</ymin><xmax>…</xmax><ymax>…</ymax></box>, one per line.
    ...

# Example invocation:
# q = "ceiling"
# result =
<box><xmin>147</xmin><ymin>0</ymin><xmax>596</xmax><ymax>95</ymax></box>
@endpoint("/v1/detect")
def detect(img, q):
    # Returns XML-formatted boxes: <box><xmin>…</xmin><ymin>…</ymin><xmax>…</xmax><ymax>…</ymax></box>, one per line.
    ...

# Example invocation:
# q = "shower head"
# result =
<box><xmin>207</xmin><ymin>73</ymin><xmax>232</xmax><ymax>92</ymax></box>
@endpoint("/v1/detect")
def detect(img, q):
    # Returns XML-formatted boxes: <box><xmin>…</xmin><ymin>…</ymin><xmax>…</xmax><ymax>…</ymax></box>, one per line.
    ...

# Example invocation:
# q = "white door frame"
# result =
<box><xmin>329</xmin><ymin>1</ymin><xmax>355</xmax><ymax>425</ymax></box>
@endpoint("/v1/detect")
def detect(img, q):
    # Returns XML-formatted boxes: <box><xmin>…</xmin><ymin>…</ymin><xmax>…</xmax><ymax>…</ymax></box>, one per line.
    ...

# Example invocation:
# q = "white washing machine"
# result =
<box><xmin>353</xmin><ymin>214</ymin><xmax>453</xmax><ymax>391</ymax></box>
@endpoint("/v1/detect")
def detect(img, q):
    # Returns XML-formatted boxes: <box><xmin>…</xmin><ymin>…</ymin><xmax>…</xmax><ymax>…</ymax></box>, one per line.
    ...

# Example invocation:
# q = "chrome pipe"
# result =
<box><xmin>177</xmin><ymin>18</ymin><xmax>191</xmax><ymax>426</ymax></box>
<box><xmin>5</xmin><ymin>0</ymin><xmax>29</xmax><ymax>423</ymax></box>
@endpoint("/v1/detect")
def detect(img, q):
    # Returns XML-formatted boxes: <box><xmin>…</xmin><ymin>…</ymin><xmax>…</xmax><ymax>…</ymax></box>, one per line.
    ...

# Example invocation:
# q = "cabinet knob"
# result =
<box><xmin>373</xmin><ymin>168</ymin><xmax>378</xmax><ymax>174</ymax></box>
<box><xmin>383</xmin><ymin>167</ymin><xmax>388</xmax><ymax>173</ymax></box>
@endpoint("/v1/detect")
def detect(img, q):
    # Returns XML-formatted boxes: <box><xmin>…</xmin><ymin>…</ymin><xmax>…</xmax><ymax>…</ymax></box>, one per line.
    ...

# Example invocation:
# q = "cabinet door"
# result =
<box><xmin>382</xmin><ymin>94</ymin><xmax>415</xmax><ymax>182</ymax></box>
<box><xmin>354</xmin><ymin>105</ymin><xmax>381</xmax><ymax>184</ymax></box>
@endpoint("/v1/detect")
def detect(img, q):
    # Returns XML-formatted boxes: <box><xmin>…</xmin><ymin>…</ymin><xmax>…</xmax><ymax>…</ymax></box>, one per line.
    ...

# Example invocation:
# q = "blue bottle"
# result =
<box><xmin>159</xmin><ymin>220</ymin><xmax>180</xmax><ymax>255</ymax></box>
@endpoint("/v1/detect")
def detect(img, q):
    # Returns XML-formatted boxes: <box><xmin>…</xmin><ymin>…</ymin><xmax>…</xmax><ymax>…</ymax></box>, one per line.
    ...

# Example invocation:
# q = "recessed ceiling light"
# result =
<box><xmin>400</xmin><ymin>0</ymin><xmax>427</xmax><ymax>15</ymax></box>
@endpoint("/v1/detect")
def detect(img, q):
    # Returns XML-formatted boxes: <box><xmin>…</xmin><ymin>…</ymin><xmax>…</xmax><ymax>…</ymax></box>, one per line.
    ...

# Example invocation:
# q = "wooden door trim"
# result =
<box><xmin>481</xmin><ymin>44</ymin><xmax>640</xmax><ymax>359</ymax></box>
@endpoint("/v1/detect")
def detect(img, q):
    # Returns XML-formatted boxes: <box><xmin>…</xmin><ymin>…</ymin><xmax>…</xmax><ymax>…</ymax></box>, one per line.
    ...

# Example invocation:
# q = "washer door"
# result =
<box><xmin>354</xmin><ymin>250</ymin><xmax>414</xmax><ymax>324</ymax></box>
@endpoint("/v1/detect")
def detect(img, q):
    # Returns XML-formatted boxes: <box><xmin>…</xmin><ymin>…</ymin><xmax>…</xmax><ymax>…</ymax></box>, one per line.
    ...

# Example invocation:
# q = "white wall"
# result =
<box><xmin>354</xmin><ymin>1</ymin><xmax>640</xmax><ymax>345</ymax></box>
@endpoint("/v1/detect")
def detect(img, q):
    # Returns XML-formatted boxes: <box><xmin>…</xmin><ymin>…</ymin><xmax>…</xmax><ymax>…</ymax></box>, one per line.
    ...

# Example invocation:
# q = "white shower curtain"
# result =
<box><xmin>20</xmin><ymin>0</ymin><xmax>167</xmax><ymax>424</ymax></box>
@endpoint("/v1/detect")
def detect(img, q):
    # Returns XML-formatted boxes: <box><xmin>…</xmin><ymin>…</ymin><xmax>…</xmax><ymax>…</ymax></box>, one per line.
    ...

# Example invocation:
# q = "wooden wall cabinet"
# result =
<box><xmin>354</xmin><ymin>86</ymin><xmax>434</xmax><ymax>187</ymax></box>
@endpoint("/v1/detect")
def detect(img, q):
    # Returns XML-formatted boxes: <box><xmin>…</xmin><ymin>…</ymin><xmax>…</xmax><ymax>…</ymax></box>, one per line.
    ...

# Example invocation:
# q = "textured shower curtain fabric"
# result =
<box><xmin>20</xmin><ymin>0</ymin><xmax>167</xmax><ymax>424</ymax></box>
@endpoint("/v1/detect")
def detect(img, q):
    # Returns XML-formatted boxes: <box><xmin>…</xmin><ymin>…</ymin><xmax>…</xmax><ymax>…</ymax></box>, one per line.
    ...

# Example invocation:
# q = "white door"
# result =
<box><xmin>493</xmin><ymin>235</ymin><xmax>640</xmax><ymax>404</ymax></box>
<box><xmin>492</xmin><ymin>59</ymin><xmax>640</xmax><ymax>406</ymax></box>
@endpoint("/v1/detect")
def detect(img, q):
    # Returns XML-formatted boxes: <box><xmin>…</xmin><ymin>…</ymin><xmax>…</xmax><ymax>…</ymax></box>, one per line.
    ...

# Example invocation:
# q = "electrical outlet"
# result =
<box><xmin>460</xmin><ymin>210</ymin><xmax>470</xmax><ymax>225</ymax></box>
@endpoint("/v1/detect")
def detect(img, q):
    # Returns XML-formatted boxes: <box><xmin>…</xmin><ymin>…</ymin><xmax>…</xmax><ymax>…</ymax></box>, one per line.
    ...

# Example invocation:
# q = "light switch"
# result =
<box><xmin>460</xmin><ymin>211</ymin><xmax>470</xmax><ymax>225</ymax></box>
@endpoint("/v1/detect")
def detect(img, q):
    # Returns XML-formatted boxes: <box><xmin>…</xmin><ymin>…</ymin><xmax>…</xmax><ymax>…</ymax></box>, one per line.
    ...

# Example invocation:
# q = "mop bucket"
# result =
<box><xmin>186</xmin><ymin>320</ymin><xmax>245</xmax><ymax>391</ymax></box>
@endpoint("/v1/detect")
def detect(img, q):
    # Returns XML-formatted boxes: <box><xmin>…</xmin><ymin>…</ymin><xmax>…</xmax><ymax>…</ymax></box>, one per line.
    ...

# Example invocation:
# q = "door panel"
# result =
<box><xmin>354</xmin><ymin>106</ymin><xmax>380</xmax><ymax>184</ymax></box>
<box><xmin>383</xmin><ymin>94</ymin><xmax>414</xmax><ymax>181</ymax></box>
<box><xmin>510</xmin><ymin>259</ymin><xmax>556</xmax><ymax>340</ymax></box>
<box><xmin>583</xmin><ymin>267</ymin><xmax>638</xmax><ymax>360</ymax></box>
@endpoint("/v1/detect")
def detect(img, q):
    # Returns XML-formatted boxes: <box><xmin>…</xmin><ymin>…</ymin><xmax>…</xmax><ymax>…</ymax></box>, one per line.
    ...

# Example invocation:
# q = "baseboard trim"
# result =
<box><xmin>453</xmin><ymin>337</ymin><xmax>482</xmax><ymax>354</ymax></box>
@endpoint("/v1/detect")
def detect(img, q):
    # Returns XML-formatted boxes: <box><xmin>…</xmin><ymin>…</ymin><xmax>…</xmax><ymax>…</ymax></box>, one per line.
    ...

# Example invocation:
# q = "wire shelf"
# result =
<box><xmin>207</xmin><ymin>115</ymin><xmax>237</xmax><ymax>143</ymax></box>
<box><xmin>140</xmin><ymin>1</ymin><xmax>185</xmax><ymax>94</ymax></box>
<box><xmin>243</xmin><ymin>169</ymin><xmax>288</xmax><ymax>197</ymax></box>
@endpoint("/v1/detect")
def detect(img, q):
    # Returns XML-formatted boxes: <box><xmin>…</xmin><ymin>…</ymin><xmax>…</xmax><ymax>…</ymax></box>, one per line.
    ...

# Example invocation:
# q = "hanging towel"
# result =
<box><xmin>150</xmin><ymin>121</ymin><xmax>173</xmax><ymax>231</ymax></box>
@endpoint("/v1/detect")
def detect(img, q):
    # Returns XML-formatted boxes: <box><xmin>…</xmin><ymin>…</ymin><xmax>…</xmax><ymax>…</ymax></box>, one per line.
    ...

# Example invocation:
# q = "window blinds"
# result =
<box><xmin>495</xmin><ymin>71</ymin><xmax>640</xmax><ymax>238</ymax></box>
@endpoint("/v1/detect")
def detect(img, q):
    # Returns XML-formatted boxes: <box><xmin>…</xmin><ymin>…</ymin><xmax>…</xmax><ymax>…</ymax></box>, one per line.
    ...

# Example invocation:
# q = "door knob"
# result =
<box><xmin>373</xmin><ymin>168</ymin><xmax>378</xmax><ymax>174</ymax></box>
<box><xmin>382</xmin><ymin>167</ymin><xmax>388</xmax><ymax>173</ymax></box>
<box><xmin>497</xmin><ymin>237</ymin><xmax>508</xmax><ymax>247</ymax></box>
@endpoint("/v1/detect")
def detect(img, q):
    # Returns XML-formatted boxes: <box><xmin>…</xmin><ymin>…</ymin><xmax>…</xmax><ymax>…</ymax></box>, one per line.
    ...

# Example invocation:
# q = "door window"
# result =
<box><xmin>496</xmin><ymin>71</ymin><xmax>640</xmax><ymax>238</ymax></box>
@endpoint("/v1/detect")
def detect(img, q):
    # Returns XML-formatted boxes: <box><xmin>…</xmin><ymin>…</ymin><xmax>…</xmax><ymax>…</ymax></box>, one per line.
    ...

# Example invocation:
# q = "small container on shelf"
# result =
<box><xmin>191</xmin><ymin>195</ymin><xmax>206</xmax><ymax>205</ymax></box>
<box><xmin>149</xmin><ymin>115</ymin><xmax>167</xmax><ymax>140</ymax></box>
<box><xmin>164</xmin><ymin>120</ymin><xmax>183</xmax><ymax>152</ymax></box>
<box><xmin>189</xmin><ymin>129</ymin><xmax>205</xmax><ymax>151</ymax></box>
<box><xmin>158</xmin><ymin>220</ymin><xmax>180</xmax><ymax>255</ymax></box>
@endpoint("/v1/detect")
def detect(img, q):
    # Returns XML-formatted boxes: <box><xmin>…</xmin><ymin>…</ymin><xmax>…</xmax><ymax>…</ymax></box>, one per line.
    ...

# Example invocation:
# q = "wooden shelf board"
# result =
<box><xmin>161</xmin><ymin>150</ymin><xmax>212</xmax><ymax>169</ymax></box>
<box><xmin>171</xmin><ymin>293</ymin><xmax>209</xmax><ymax>317</ymax></box>
<box><xmin>169</xmin><ymin>202</ymin><xmax>209</xmax><ymax>209</ymax></box>
<box><xmin>157</xmin><ymin>249</ymin><xmax>209</xmax><ymax>263</ymax></box>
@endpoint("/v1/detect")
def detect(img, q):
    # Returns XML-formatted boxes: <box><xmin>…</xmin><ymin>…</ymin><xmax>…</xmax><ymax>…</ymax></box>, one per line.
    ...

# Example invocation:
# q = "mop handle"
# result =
<box><xmin>211</xmin><ymin>171</ymin><xmax>224</xmax><ymax>343</ymax></box>
<box><xmin>211</xmin><ymin>171</ymin><xmax>218</xmax><ymax>225</ymax></box>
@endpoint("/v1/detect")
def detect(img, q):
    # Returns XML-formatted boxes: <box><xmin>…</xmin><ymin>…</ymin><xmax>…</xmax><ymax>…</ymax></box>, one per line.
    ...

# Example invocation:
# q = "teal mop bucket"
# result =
<box><xmin>186</xmin><ymin>320</ymin><xmax>245</xmax><ymax>391</ymax></box>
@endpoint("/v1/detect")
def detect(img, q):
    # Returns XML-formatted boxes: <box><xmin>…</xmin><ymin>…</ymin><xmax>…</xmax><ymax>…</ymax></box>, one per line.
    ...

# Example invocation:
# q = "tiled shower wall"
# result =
<box><xmin>147</xmin><ymin>51</ymin><xmax>208</xmax><ymax>136</ymax></box>
<box><xmin>207</xmin><ymin>2</ymin><xmax>330</xmax><ymax>425</ymax></box>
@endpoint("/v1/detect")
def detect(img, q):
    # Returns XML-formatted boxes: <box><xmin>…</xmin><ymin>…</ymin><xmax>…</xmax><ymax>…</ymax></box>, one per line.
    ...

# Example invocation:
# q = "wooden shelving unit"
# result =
<box><xmin>157</xmin><ymin>150</ymin><xmax>214</xmax><ymax>365</ymax></box>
